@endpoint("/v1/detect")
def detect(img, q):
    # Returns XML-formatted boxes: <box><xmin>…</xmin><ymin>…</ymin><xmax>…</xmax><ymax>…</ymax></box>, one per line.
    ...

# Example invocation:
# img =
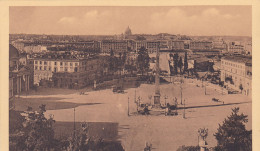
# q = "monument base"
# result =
<box><xmin>153</xmin><ymin>95</ymin><xmax>161</xmax><ymax>108</ymax></box>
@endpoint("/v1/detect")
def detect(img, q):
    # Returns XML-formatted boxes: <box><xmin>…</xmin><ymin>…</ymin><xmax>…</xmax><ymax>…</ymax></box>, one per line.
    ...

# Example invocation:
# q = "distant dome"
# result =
<box><xmin>125</xmin><ymin>26</ymin><xmax>132</xmax><ymax>36</ymax></box>
<box><xmin>9</xmin><ymin>44</ymin><xmax>19</xmax><ymax>59</ymax></box>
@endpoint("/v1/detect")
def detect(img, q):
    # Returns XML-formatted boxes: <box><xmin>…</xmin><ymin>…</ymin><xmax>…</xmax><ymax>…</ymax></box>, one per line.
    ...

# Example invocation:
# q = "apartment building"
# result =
<box><xmin>190</xmin><ymin>41</ymin><xmax>213</xmax><ymax>50</ymax></box>
<box><xmin>101</xmin><ymin>40</ymin><xmax>128</xmax><ymax>54</ymax></box>
<box><xmin>220</xmin><ymin>55</ymin><xmax>252</xmax><ymax>96</ymax></box>
<box><xmin>33</xmin><ymin>53</ymin><xmax>109</xmax><ymax>88</ymax></box>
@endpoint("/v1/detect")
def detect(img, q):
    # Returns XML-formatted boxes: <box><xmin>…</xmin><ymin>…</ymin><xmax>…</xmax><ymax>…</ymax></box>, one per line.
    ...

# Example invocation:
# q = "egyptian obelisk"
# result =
<box><xmin>154</xmin><ymin>43</ymin><xmax>161</xmax><ymax>107</ymax></box>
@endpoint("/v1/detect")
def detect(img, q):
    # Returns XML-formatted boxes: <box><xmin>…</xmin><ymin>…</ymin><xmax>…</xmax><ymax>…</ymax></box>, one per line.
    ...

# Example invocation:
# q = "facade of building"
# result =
<box><xmin>192</xmin><ymin>50</ymin><xmax>220</xmax><ymax>56</ymax></box>
<box><xmin>9</xmin><ymin>44</ymin><xmax>31</xmax><ymax>100</ymax></box>
<box><xmin>168</xmin><ymin>41</ymin><xmax>185</xmax><ymax>50</ymax></box>
<box><xmin>134</xmin><ymin>40</ymin><xmax>160</xmax><ymax>53</ymax></box>
<box><xmin>244</xmin><ymin>42</ymin><xmax>252</xmax><ymax>55</ymax></box>
<box><xmin>101</xmin><ymin>40</ymin><xmax>128</xmax><ymax>54</ymax></box>
<box><xmin>33</xmin><ymin>55</ymin><xmax>85</xmax><ymax>84</ymax></box>
<box><xmin>220</xmin><ymin>56</ymin><xmax>252</xmax><ymax>96</ymax></box>
<box><xmin>228</xmin><ymin>42</ymin><xmax>245</xmax><ymax>54</ymax></box>
<box><xmin>146</xmin><ymin>41</ymin><xmax>160</xmax><ymax>53</ymax></box>
<box><xmin>190</xmin><ymin>41</ymin><xmax>213</xmax><ymax>50</ymax></box>
<box><xmin>33</xmin><ymin>53</ymin><xmax>109</xmax><ymax>88</ymax></box>
<box><xmin>212</xmin><ymin>39</ymin><xmax>227</xmax><ymax>50</ymax></box>
<box><xmin>135</xmin><ymin>40</ymin><xmax>147</xmax><ymax>52</ymax></box>
<box><xmin>67</xmin><ymin>41</ymin><xmax>101</xmax><ymax>52</ymax></box>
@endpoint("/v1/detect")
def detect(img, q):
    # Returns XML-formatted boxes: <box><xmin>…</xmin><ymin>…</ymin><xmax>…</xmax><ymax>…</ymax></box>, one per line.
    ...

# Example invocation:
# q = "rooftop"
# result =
<box><xmin>222</xmin><ymin>55</ymin><xmax>252</xmax><ymax>65</ymax></box>
<box><xmin>9</xmin><ymin>44</ymin><xmax>20</xmax><ymax>59</ymax></box>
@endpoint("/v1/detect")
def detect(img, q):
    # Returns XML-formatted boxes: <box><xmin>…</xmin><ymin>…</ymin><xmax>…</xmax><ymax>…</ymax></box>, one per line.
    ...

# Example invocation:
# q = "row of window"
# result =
<box><xmin>34</xmin><ymin>61</ymin><xmax>80</xmax><ymax>66</ymax></box>
<box><xmin>222</xmin><ymin>67</ymin><xmax>245</xmax><ymax>75</ymax></box>
<box><xmin>222</xmin><ymin>61</ymin><xmax>244</xmax><ymax>69</ymax></box>
<box><xmin>35</xmin><ymin>66</ymin><xmax>78</xmax><ymax>72</ymax></box>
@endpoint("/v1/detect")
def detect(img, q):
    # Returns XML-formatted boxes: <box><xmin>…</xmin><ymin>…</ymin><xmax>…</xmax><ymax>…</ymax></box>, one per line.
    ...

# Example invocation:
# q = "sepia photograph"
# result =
<box><xmin>6</xmin><ymin>5</ymin><xmax>254</xmax><ymax>151</ymax></box>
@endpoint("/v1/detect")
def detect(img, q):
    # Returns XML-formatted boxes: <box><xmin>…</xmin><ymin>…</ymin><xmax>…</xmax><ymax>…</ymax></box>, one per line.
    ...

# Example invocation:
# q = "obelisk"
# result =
<box><xmin>154</xmin><ymin>44</ymin><xmax>161</xmax><ymax>107</ymax></box>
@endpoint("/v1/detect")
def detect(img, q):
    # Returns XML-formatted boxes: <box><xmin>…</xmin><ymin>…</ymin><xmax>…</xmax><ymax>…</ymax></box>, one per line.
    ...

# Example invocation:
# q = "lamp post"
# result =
<box><xmin>180</xmin><ymin>84</ymin><xmax>183</xmax><ymax>105</ymax></box>
<box><xmin>180</xmin><ymin>76</ymin><xmax>184</xmax><ymax>105</ymax></box>
<box><xmin>128</xmin><ymin>97</ymin><xmax>130</xmax><ymax>116</ymax></box>
<box><xmin>183</xmin><ymin>99</ymin><xmax>186</xmax><ymax>119</ymax></box>
<box><xmin>134</xmin><ymin>89</ymin><xmax>136</xmax><ymax>103</ymax></box>
<box><xmin>164</xmin><ymin>95</ymin><xmax>168</xmax><ymax>107</ymax></box>
<box><xmin>73</xmin><ymin>107</ymin><xmax>76</xmax><ymax>140</ymax></box>
<box><xmin>205</xmin><ymin>81</ymin><xmax>207</xmax><ymax>95</ymax></box>
<box><xmin>205</xmin><ymin>84</ymin><xmax>206</xmax><ymax>95</ymax></box>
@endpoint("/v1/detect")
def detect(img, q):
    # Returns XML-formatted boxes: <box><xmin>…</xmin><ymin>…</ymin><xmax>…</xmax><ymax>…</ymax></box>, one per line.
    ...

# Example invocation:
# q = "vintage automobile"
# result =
<box><xmin>138</xmin><ymin>105</ymin><xmax>150</xmax><ymax>115</ymax></box>
<box><xmin>212</xmin><ymin>97</ymin><xmax>220</xmax><ymax>102</ymax></box>
<box><xmin>165</xmin><ymin>104</ymin><xmax>178</xmax><ymax>116</ymax></box>
<box><xmin>112</xmin><ymin>86</ymin><xmax>124</xmax><ymax>93</ymax></box>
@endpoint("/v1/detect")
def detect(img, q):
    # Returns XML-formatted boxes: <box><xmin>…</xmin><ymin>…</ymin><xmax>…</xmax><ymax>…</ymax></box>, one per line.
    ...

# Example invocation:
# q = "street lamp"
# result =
<box><xmin>180</xmin><ymin>85</ymin><xmax>183</xmax><ymax>105</ymax></box>
<box><xmin>73</xmin><ymin>107</ymin><xmax>76</xmax><ymax>140</ymax></box>
<box><xmin>128</xmin><ymin>97</ymin><xmax>130</xmax><ymax>116</ymax></box>
<box><xmin>205</xmin><ymin>81</ymin><xmax>207</xmax><ymax>95</ymax></box>
<box><xmin>183</xmin><ymin>99</ymin><xmax>186</xmax><ymax>119</ymax></box>
<box><xmin>164</xmin><ymin>95</ymin><xmax>168</xmax><ymax>107</ymax></box>
<box><xmin>180</xmin><ymin>76</ymin><xmax>184</xmax><ymax>105</ymax></box>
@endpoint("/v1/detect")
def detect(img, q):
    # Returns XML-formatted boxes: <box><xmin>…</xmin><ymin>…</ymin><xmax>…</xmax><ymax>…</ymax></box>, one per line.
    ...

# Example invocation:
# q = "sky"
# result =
<box><xmin>9</xmin><ymin>6</ymin><xmax>252</xmax><ymax>36</ymax></box>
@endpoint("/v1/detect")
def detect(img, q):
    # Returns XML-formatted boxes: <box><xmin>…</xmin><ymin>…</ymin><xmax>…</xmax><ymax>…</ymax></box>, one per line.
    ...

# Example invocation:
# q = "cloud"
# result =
<box><xmin>49</xmin><ymin>7</ymin><xmax>250</xmax><ymax>36</ymax></box>
<box><xmin>84</xmin><ymin>10</ymin><xmax>98</xmax><ymax>18</ymax></box>
<box><xmin>147</xmin><ymin>7</ymin><xmax>249</xmax><ymax>36</ymax></box>
<box><xmin>202</xmin><ymin>8</ymin><xmax>220</xmax><ymax>17</ymax></box>
<box><xmin>58</xmin><ymin>17</ymin><xmax>76</xmax><ymax>24</ymax></box>
<box><xmin>149</xmin><ymin>8</ymin><xmax>199</xmax><ymax>34</ymax></box>
<box><xmin>223</xmin><ymin>14</ymin><xmax>233</xmax><ymax>19</ymax></box>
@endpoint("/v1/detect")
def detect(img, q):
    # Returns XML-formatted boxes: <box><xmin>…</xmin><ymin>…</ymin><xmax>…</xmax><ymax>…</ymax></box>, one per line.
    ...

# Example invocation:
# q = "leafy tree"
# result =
<box><xmin>110</xmin><ymin>48</ymin><xmax>114</xmax><ymax>57</ymax></box>
<box><xmin>178</xmin><ymin>57</ymin><xmax>183</xmax><ymax>74</ymax></box>
<box><xmin>122</xmin><ymin>51</ymin><xmax>127</xmax><ymax>67</ymax></box>
<box><xmin>193</xmin><ymin>60</ymin><xmax>197</xmax><ymax>73</ymax></box>
<box><xmin>66</xmin><ymin>122</ymin><xmax>125</xmax><ymax>151</ymax></box>
<box><xmin>173</xmin><ymin>53</ymin><xmax>179</xmax><ymax>74</ymax></box>
<box><xmin>176</xmin><ymin>145</ymin><xmax>200</xmax><ymax>151</ymax></box>
<box><xmin>239</xmin><ymin>84</ymin><xmax>243</xmax><ymax>93</ymax></box>
<box><xmin>66</xmin><ymin>122</ymin><xmax>91</xmax><ymax>151</ymax></box>
<box><xmin>137</xmin><ymin>46</ymin><xmax>150</xmax><ymax>75</ymax></box>
<box><xmin>184</xmin><ymin>52</ymin><xmax>188</xmax><ymax>74</ymax></box>
<box><xmin>214</xmin><ymin>107</ymin><xmax>252</xmax><ymax>151</ymax></box>
<box><xmin>109</xmin><ymin>49</ymin><xmax>117</xmax><ymax>75</ymax></box>
<box><xmin>10</xmin><ymin>105</ymin><xmax>58</xmax><ymax>151</ymax></box>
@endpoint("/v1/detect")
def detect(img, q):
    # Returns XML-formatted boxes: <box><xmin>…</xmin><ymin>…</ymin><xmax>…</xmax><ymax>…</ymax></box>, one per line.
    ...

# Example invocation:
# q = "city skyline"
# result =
<box><xmin>10</xmin><ymin>6</ymin><xmax>251</xmax><ymax>36</ymax></box>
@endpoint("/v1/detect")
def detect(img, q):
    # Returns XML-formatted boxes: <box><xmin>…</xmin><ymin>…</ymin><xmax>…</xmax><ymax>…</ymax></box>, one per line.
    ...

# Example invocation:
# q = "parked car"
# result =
<box><xmin>212</xmin><ymin>98</ymin><xmax>220</xmax><ymax>102</ymax></box>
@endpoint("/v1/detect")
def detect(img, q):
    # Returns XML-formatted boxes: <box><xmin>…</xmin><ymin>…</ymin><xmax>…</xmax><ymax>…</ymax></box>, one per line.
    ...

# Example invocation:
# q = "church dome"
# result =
<box><xmin>125</xmin><ymin>26</ymin><xmax>132</xmax><ymax>36</ymax></box>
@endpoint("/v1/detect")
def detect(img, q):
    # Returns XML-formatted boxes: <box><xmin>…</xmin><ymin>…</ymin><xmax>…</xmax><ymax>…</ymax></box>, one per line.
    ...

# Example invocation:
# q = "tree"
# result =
<box><xmin>184</xmin><ymin>52</ymin><xmax>188</xmax><ymax>74</ymax></box>
<box><xmin>137</xmin><ymin>46</ymin><xmax>150</xmax><ymax>75</ymax></box>
<box><xmin>176</xmin><ymin>145</ymin><xmax>200</xmax><ymax>151</ymax></box>
<box><xmin>66</xmin><ymin>122</ymin><xmax>91</xmax><ymax>151</ymax></box>
<box><xmin>239</xmin><ymin>84</ymin><xmax>244</xmax><ymax>93</ymax></box>
<box><xmin>193</xmin><ymin>60</ymin><xmax>197</xmax><ymax>73</ymax></box>
<box><xmin>178</xmin><ymin>57</ymin><xmax>183</xmax><ymax>74</ymax></box>
<box><xmin>109</xmin><ymin>49</ymin><xmax>117</xmax><ymax>75</ymax></box>
<box><xmin>66</xmin><ymin>122</ymin><xmax>125</xmax><ymax>151</ymax></box>
<box><xmin>10</xmin><ymin>105</ymin><xmax>58</xmax><ymax>151</ymax></box>
<box><xmin>122</xmin><ymin>51</ymin><xmax>127</xmax><ymax>67</ymax></box>
<box><xmin>214</xmin><ymin>107</ymin><xmax>252</xmax><ymax>151</ymax></box>
<box><xmin>110</xmin><ymin>48</ymin><xmax>114</xmax><ymax>57</ymax></box>
<box><xmin>173</xmin><ymin>53</ymin><xmax>179</xmax><ymax>74</ymax></box>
